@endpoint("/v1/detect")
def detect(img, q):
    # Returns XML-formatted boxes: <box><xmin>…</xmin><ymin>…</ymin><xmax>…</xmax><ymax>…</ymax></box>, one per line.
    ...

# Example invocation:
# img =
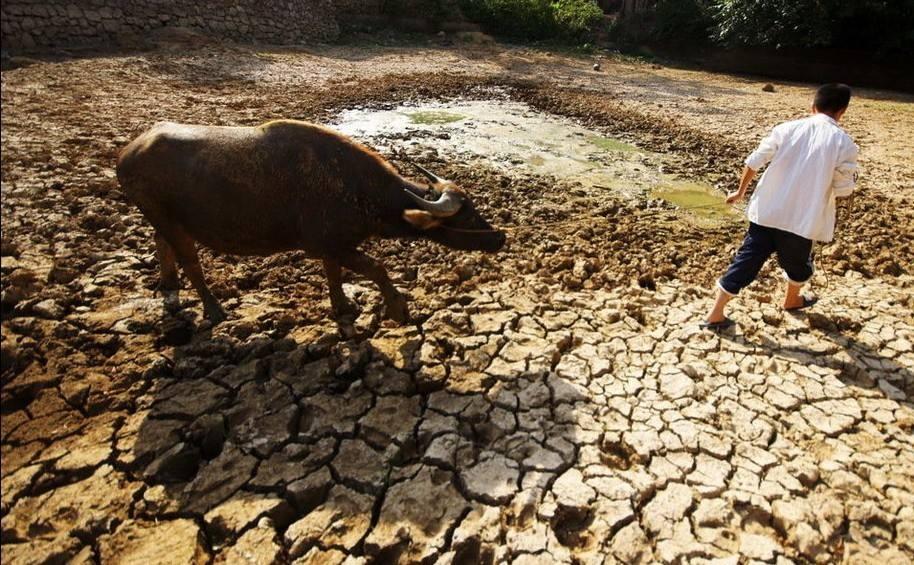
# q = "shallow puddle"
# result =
<box><xmin>333</xmin><ymin>98</ymin><xmax>656</xmax><ymax>196</ymax></box>
<box><xmin>652</xmin><ymin>181</ymin><xmax>736</xmax><ymax>225</ymax></box>
<box><xmin>405</xmin><ymin>110</ymin><xmax>466</xmax><ymax>124</ymax></box>
<box><xmin>587</xmin><ymin>135</ymin><xmax>639</xmax><ymax>152</ymax></box>
<box><xmin>333</xmin><ymin>97</ymin><xmax>735</xmax><ymax>225</ymax></box>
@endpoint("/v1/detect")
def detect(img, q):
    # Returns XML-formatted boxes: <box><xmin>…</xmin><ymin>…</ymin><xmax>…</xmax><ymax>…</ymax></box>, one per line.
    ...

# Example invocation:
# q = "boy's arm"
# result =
<box><xmin>728</xmin><ymin>125</ymin><xmax>782</xmax><ymax>203</ymax></box>
<box><xmin>832</xmin><ymin>141</ymin><xmax>859</xmax><ymax>198</ymax></box>
<box><xmin>745</xmin><ymin>126</ymin><xmax>782</xmax><ymax>171</ymax></box>
<box><xmin>726</xmin><ymin>166</ymin><xmax>756</xmax><ymax>203</ymax></box>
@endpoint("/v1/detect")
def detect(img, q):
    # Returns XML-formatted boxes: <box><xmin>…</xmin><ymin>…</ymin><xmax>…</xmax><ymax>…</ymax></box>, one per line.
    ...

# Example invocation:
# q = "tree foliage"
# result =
<box><xmin>713</xmin><ymin>0</ymin><xmax>830</xmax><ymax>48</ymax></box>
<box><xmin>460</xmin><ymin>0</ymin><xmax>604</xmax><ymax>39</ymax></box>
<box><xmin>612</xmin><ymin>0</ymin><xmax>914</xmax><ymax>56</ymax></box>
<box><xmin>552</xmin><ymin>0</ymin><xmax>606</xmax><ymax>36</ymax></box>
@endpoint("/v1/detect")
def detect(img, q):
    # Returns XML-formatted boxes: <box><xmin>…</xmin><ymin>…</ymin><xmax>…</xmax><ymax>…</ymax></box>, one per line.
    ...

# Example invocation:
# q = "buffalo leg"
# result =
<box><xmin>155</xmin><ymin>232</ymin><xmax>181</xmax><ymax>312</ymax></box>
<box><xmin>339</xmin><ymin>251</ymin><xmax>408</xmax><ymax>323</ymax></box>
<box><xmin>168</xmin><ymin>232</ymin><xmax>227</xmax><ymax>324</ymax></box>
<box><xmin>155</xmin><ymin>232</ymin><xmax>180</xmax><ymax>290</ymax></box>
<box><xmin>323</xmin><ymin>259</ymin><xmax>358</xmax><ymax>318</ymax></box>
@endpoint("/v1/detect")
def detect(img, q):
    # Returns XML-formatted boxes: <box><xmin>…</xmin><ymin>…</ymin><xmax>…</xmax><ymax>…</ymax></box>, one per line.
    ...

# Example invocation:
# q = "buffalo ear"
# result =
<box><xmin>403</xmin><ymin>209</ymin><xmax>442</xmax><ymax>230</ymax></box>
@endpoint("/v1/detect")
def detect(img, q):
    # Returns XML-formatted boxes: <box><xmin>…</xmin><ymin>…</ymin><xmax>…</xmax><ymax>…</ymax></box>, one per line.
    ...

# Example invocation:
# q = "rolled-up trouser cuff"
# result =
<box><xmin>717</xmin><ymin>279</ymin><xmax>738</xmax><ymax>296</ymax></box>
<box><xmin>783</xmin><ymin>269</ymin><xmax>812</xmax><ymax>285</ymax></box>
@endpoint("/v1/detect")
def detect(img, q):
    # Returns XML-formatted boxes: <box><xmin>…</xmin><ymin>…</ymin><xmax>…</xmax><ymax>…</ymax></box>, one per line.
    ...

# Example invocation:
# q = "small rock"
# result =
<box><xmin>250</xmin><ymin>438</ymin><xmax>335</xmax><ymax>488</ymax></box>
<box><xmin>460</xmin><ymin>452</ymin><xmax>519</xmax><ymax>504</ymax></box>
<box><xmin>642</xmin><ymin>482</ymin><xmax>693</xmax><ymax>536</ymax></box>
<box><xmin>204</xmin><ymin>492</ymin><xmax>293</xmax><ymax>544</ymax></box>
<box><xmin>287</xmin><ymin>467</ymin><xmax>334</xmax><ymax>512</ymax></box>
<box><xmin>611</xmin><ymin>522</ymin><xmax>651</xmax><ymax>563</ymax></box>
<box><xmin>739</xmin><ymin>532</ymin><xmax>782</xmax><ymax>561</ymax></box>
<box><xmin>331</xmin><ymin>439</ymin><xmax>388</xmax><ymax>493</ymax></box>
<box><xmin>32</xmin><ymin>298</ymin><xmax>65</xmax><ymax>319</ymax></box>
<box><xmin>0</xmin><ymin>534</ymin><xmax>82</xmax><ymax>564</ymax></box>
<box><xmin>99</xmin><ymin>519</ymin><xmax>210</xmax><ymax>564</ymax></box>
<box><xmin>48</xmin><ymin>264</ymin><xmax>79</xmax><ymax>284</ymax></box>
<box><xmin>143</xmin><ymin>442</ymin><xmax>201</xmax><ymax>484</ymax></box>
<box><xmin>284</xmin><ymin>486</ymin><xmax>373</xmax><ymax>558</ymax></box>
<box><xmin>794</xmin><ymin>522</ymin><xmax>826</xmax><ymax>558</ymax></box>
<box><xmin>762</xmin><ymin>83</ymin><xmax>775</xmax><ymax>92</ymax></box>
<box><xmin>2</xmin><ymin>465</ymin><xmax>138</xmax><ymax>542</ymax></box>
<box><xmin>215</xmin><ymin>524</ymin><xmax>283</xmax><ymax>564</ymax></box>
<box><xmin>593</xmin><ymin>63</ymin><xmax>601</xmax><ymax>71</ymax></box>
<box><xmin>295</xmin><ymin>547</ymin><xmax>348</xmax><ymax>565</ymax></box>
<box><xmin>181</xmin><ymin>445</ymin><xmax>258</xmax><ymax>513</ymax></box>
<box><xmin>552</xmin><ymin>468</ymin><xmax>596</xmax><ymax>509</ymax></box>
<box><xmin>364</xmin><ymin>466</ymin><xmax>468</xmax><ymax>562</ymax></box>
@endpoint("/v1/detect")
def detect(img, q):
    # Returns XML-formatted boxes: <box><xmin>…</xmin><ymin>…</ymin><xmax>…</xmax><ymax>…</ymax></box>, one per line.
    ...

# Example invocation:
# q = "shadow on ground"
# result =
<box><xmin>115</xmin><ymin>283</ymin><xmax>601</xmax><ymax>562</ymax></box>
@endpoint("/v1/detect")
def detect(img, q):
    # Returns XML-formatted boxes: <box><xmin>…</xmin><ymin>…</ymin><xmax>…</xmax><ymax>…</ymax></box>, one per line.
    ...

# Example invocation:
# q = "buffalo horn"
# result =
<box><xmin>405</xmin><ymin>189</ymin><xmax>462</xmax><ymax>217</ymax></box>
<box><xmin>411</xmin><ymin>161</ymin><xmax>445</xmax><ymax>184</ymax></box>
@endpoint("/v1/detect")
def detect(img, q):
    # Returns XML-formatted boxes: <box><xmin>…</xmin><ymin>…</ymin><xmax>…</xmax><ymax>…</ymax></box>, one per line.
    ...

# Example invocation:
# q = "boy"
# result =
<box><xmin>702</xmin><ymin>83</ymin><xmax>858</xmax><ymax>330</ymax></box>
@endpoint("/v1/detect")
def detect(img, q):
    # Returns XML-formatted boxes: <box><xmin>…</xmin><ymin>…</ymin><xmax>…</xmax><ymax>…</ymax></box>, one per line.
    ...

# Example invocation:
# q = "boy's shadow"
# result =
<box><xmin>719</xmin><ymin>311</ymin><xmax>913</xmax><ymax>408</ymax></box>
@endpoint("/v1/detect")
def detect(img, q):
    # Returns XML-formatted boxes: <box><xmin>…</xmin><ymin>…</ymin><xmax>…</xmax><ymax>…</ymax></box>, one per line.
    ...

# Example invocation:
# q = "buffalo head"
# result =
<box><xmin>401</xmin><ymin>163</ymin><xmax>507</xmax><ymax>253</ymax></box>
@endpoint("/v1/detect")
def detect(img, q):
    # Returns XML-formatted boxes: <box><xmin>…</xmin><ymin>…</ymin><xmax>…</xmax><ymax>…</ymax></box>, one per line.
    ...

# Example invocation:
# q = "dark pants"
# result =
<box><xmin>719</xmin><ymin>222</ymin><xmax>814</xmax><ymax>295</ymax></box>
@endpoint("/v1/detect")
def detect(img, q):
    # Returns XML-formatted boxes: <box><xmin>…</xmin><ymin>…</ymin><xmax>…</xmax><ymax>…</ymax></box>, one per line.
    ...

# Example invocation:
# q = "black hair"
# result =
<box><xmin>814</xmin><ymin>83</ymin><xmax>852</xmax><ymax>115</ymax></box>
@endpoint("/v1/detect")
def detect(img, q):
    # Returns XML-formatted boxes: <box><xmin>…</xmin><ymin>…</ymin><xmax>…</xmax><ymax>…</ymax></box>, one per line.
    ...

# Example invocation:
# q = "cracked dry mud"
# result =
<box><xmin>2</xmin><ymin>40</ymin><xmax>914</xmax><ymax>564</ymax></box>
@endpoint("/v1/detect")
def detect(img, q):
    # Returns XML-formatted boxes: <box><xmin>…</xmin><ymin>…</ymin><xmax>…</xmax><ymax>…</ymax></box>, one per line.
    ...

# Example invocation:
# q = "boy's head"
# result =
<box><xmin>813</xmin><ymin>83</ymin><xmax>852</xmax><ymax>119</ymax></box>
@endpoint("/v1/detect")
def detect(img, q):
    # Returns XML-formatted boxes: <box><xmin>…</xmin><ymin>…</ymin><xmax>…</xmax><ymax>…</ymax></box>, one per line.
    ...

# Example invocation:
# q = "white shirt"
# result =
<box><xmin>745</xmin><ymin>113</ymin><xmax>858</xmax><ymax>242</ymax></box>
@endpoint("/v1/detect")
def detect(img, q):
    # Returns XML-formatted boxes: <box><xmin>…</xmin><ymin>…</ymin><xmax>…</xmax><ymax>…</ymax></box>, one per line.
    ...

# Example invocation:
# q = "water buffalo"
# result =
<box><xmin>116</xmin><ymin>120</ymin><xmax>506</xmax><ymax>324</ymax></box>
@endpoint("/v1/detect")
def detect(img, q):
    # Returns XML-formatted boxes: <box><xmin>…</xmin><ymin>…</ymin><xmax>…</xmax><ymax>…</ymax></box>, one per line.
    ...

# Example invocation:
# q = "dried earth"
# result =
<box><xmin>2</xmin><ymin>37</ymin><xmax>913</xmax><ymax>564</ymax></box>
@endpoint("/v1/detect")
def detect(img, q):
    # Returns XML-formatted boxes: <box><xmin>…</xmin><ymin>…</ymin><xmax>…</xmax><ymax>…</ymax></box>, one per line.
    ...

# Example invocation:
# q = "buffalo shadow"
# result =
<box><xmin>124</xmin><ymin>285</ymin><xmax>604</xmax><ymax>562</ymax></box>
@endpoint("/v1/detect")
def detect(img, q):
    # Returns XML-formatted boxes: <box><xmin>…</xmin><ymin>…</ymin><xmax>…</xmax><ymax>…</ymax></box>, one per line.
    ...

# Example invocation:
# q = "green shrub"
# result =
<box><xmin>552</xmin><ymin>0</ymin><xmax>605</xmax><ymax>37</ymax></box>
<box><xmin>713</xmin><ymin>0</ymin><xmax>830</xmax><ymax>48</ymax></box>
<box><xmin>460</xmin><ymin>0</ymin><xmax>603</xmax><ymax>39</ymax></box>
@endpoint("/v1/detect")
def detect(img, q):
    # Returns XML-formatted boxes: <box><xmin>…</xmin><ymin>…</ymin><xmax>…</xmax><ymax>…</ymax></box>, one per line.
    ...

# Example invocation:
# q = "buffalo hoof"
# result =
<box><xmin>384</xmin><ymin>296</ymin><xmax>410</xmax><ymax>324</ymax></box>
<box><xmin>204</xmin><ymin>301</ymin><xmax>228</xmax><ymax>325</ymax></box>
<box><xmin>162</xmin><ymin>290</ymin><xmax>181</xmax><ymax>313</ymax></box>
<box><xmin>332</xmin><ymin>298</ymin><xmax>360</xmax><ymax>319</ymax></box>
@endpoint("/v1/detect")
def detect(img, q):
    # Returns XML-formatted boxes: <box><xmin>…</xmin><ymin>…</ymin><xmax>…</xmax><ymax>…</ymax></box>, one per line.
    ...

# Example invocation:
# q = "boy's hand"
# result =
<box><xmin>727</xmin><ymin>166</ymin><xmax>756</xmax><ymax>205</ymax></box>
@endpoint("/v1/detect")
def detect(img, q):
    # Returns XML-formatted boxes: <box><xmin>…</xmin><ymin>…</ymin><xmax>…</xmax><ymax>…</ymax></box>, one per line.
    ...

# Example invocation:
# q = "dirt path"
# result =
<box><xmin>2</xmin><ymin>40</ymin><xmax>913</xmax><ymax>564</ymax></box>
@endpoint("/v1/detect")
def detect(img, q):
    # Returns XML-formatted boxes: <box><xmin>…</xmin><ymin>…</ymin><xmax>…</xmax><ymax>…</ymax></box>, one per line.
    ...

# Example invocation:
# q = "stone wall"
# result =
<box><xmin>1</xmin><ymin>0</ymin><xmax>340</xmax><ymax>50</ymax></box>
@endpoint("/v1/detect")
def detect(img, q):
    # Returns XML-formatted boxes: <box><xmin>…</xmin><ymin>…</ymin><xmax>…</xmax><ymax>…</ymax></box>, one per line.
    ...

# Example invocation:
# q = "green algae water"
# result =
<box><xmin>652</xmin><ymin>181</ymin><xmax>736</xmax><ymax>225</ymax></box>
<box><xmin>587</xmin><ymin>135</ymin><xmax>639</xmax><ymax>152</ymax></box>
<box><xmin>405</xmin><ymin>110</ymin><xmax>465</xmax><ymax>125</ymax></box>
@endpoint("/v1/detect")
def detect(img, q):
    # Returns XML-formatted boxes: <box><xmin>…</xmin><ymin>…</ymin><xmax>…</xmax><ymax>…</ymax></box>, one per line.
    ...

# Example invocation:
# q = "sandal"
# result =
<box><xmin>785</xmin><ymin>296</ymin><xmax>818</xmax><ymax>312</ymax></box>
<box><xmin>699</xmin><ymin>318</ymin><xmax>736</xmax><ymax>331</ymax></box>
